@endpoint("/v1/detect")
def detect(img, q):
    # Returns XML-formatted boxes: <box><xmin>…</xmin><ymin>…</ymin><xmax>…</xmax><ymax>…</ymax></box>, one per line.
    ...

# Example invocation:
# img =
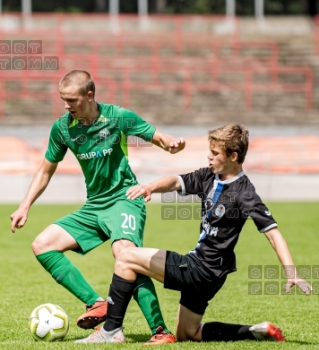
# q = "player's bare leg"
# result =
<box><xmin>177</xmin><ymin>305</ymin><xmax>284</xmax><ymax>342</ymax></box>
<box><xmin>32</xmin><ymin>224</ymin><xmax>105</xmax><ymax>328</ymax></box>
<box><xmin>75</xmin><ymin>245</ymin><xmax>175</xmax><ymax>344</ymax></box>
<box><xmin>176</xmin><ymin>304</ymin><xmax>203</xmax><ymax>341</ymax></box>
<box><xmin>32</xmin><ymin>224</ymin><xmax>78</xmax><ymax>254</ymax></box>
<box><xmin>115</xmin><ymin>247</ymin><xmax>166</xmax><ymax>282</ymax></box>
<box><xmin>114</xmin><ymin>244</ymin><xmax>175</xmax><ymax>345</ymax></box>
<box><xmin>175</xmin><ymin>304</ymin><xmax>285</xmax><ymax>342</ymax></box>
<box><xmin>115</xmin><ymin>246</ymin><xmax>176</xmax><ymax>345</ymax></box>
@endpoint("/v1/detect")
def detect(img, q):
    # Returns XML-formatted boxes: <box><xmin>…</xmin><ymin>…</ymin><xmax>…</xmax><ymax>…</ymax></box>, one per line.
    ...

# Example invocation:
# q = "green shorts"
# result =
<box><xmin>54</xmin><ymin>197</ymin><xmax>146</xmax><ymax>255</ymax></box>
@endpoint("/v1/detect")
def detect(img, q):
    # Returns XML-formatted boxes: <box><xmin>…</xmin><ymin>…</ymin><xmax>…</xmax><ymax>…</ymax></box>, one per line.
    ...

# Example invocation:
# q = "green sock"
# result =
<box><xmin>36</xmin><ymin>250</ymin><xmax>100</xmax><ymax>305</ymax></box>
<box><xmin>133</xmin><ymin>274</ymin><xmax>170</xmax><ymax>335</ymax></box>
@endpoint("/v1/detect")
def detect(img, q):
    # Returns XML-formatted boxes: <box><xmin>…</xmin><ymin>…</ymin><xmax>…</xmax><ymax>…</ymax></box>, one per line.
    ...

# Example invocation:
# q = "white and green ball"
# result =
<box><xmin>28</xmin><ymin>303</ymin><xmax>69</xmax><ymax>342</ymax></box>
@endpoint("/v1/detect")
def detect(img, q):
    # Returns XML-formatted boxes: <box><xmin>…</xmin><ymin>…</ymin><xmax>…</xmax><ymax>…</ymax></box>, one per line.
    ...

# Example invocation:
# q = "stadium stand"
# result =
<box><xmin>0</xmin><ymin>14</ymin><xmax>317</xmax><ymax>125</ymax></box>
<box><xmin>0</xmin><ymin>14</ymin><xmax>318</xmax><ymax>200</ymax></box>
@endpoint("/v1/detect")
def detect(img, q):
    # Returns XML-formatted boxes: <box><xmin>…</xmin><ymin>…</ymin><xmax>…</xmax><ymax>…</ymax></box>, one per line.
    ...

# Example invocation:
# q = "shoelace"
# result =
<box><xmin>152</xmin><ymin>332</ymin><xmax>174</xmax><ymax>340</ymax></box>
<box><xmin>85</xmin><ymin>301</ymin><xmax>107</xmax><ymax>313</ymax></box>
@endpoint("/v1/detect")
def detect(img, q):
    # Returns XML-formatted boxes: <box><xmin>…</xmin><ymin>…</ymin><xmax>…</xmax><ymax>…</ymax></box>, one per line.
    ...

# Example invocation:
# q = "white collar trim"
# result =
<box><xmin>215</xmin><ymin>171</ymin><xmax>245</xmax><ymax>184</ymax></box>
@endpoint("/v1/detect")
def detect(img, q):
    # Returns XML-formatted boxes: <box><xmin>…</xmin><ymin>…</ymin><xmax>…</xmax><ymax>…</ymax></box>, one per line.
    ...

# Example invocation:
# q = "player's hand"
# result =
<box><xmin>168</xmin><ymin>138</ymin><xmax>185</xmax><ymax>154</ymax></box>
<box><xmin>126</xmin><ymin>184</ymin><xmax>152</xmax><ymax>203</ymax></box>
<box><xmin>10</xmin><ymin>208</ymin><xmax>28</xmax><ymax>233</ymax></box>
<box><xmin>285</xmin><ymin>278</ymin><xmax>312</xmax><ymax>296</ymax></box>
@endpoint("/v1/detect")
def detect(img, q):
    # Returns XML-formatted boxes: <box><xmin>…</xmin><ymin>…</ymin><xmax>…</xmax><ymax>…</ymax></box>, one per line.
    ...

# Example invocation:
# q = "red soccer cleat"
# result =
<box><xmin>76</xmin><ymin>300</ymin><xmax>108</xmax><ymax>329</ymax></box>
<box><xmin>144</xmin><ymin>326</ymin><xmax>176</xmax><ymax>345</ymax></box>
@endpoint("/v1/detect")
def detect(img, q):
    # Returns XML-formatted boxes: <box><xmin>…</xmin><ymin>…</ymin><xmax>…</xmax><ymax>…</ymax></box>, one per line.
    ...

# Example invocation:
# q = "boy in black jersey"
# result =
<box><xmin>77</xmin><ymin>124</ymin><xmax>312</xmax><ymax>344</ymax></box>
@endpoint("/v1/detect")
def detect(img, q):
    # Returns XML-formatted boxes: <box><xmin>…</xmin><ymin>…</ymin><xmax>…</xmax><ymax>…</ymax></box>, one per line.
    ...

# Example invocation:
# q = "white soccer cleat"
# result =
<box><xmin>75</xmin><ymin>326</ymin><xmax>125</xmax><ymax>343</ymax></box>
<box><xmin>249</xmin><ymin>321</ymin><xmax>285</xmax><ymax>342</ymax></box>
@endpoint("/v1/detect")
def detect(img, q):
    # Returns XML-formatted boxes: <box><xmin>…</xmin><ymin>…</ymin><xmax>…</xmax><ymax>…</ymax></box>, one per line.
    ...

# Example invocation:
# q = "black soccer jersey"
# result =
<box><xmin>178</xmin><ymin>168</ymin><xmax>277</xmax><ymax>278</ymax></box>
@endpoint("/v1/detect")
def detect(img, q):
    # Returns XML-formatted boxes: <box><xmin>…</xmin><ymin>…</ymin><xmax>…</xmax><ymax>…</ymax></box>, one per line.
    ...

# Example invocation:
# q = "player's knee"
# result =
<box><xmin>31</xmin><ymin>236</ymin><xmax>48</xmax><ymax>255</ymax></box>
<box><xmin>112</xmin><ymin>239</ymin><xmax>135</xmax><ymax>258</ymax></box>
<box><xmin>176</xmin><ymin>325</ymin><xmax>201</xmax><ymax>342</ymax></box>
<box><xmin>123</xmin><ymin>247</ymin><xmax>138</xmax><ymax>265</ymax></box>
<box><xmin>176</xmin><ymin>331</ymin><xmax>198</xmax><ymax>342</ymax></box>
<box><xmin>116</xmin><ymin>246</ymin><xmax>133</xmax><ymax>262</ymax></box>
<box><xmin>176</xmin><ymin>329</ymin><xmax>191</xmax><ymax>341</ymax></box>
<box><xmin>114</xmin><ymin>248</ymin><xmax>136</xmax><ymax>274</ymax></box>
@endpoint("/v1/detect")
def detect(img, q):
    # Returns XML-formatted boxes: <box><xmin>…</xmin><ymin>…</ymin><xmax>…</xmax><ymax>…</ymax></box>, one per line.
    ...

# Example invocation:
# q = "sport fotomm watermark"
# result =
<box><xmin>0</xmin><ymin>40</ymin><xmax>59</xmax><ymax>70</ymax></box>
<box><xmin>248</xmin><ymin>265</ymin><xmax>319</xmax><ymax>295</ymax></box>
<box><xmin>160</xmin><ymin>192</ymin><xmax>256</xmax><ymax>220</ymax></box>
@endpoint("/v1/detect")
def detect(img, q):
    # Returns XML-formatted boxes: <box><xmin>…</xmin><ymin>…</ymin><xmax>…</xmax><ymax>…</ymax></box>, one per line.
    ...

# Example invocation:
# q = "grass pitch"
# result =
<box><xmin>0</xmin><ymin>202</ymin><xmax>318</xmax><ymax>349</ymax></box>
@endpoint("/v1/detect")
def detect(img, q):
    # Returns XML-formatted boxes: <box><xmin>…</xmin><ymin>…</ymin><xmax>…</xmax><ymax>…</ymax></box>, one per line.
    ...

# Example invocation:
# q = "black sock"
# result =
<box><xmin>103</xmin><ymin>274</ymin><xmax>135</xmax><ymax>331</ymax></box>
<box><xmin>202</xmin><ymin>322</ymin><xmax>255</xmax><ymax>341</ymax></box>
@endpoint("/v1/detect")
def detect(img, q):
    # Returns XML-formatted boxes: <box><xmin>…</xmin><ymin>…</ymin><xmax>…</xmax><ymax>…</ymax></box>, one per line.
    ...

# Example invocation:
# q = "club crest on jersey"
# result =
<box><xmin>94</xmin><ymin>128</ymin><xmax>111</xmax><ymax>144</ymax></box>
<box><xmin>209</xmin><ymin>227</ymin><xmax>219</xmax><ymax>237</ymax></box>
<box><xmin>99</xmin><ymin>128</ymin><xmax>110</xmax><ymax>139</ymax></box>
<box><xmin>215</xmin><ymin>204</ymin><xmax>226</xmax><ymax>217</ymax></box>
<box><xmin>97</xmin><ymin>128</ymin><xmax>110</xmax><ymax>141</ymax></box>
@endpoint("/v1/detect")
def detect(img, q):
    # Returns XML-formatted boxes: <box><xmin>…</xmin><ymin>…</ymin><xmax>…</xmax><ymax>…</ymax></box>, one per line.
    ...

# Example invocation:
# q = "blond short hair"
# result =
<box><xmin>59</xmin><ymin>70</ymin><xmax>95</xmax><ymax>97</ymax></box>
<box><xmin>208</xmin><ymin>124</ymin><xmax>249</xmax><ymax>164</ymax></box>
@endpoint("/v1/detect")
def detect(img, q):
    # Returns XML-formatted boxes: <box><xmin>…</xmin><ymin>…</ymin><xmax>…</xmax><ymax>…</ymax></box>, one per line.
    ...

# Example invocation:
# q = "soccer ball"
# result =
<box><xmin>28</xmin><ymin>303</ymin><xmax>69</xmax><ymax>342</ymax></box>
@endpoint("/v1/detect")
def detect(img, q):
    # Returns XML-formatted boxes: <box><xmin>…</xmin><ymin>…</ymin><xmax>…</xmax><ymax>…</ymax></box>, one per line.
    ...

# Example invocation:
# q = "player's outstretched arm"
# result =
<box><xmin>10</xmin><ymin>158</ymin><xmax>58</xmax><ymax>233</ymax></box>
<box><xmin>264</xmin><ymin>228</ymin><xmax>312</xmax><ymax>296</ymax></box>
<box><xmin>151</xmin><ymin>129</ymin><xmax>185</xmax><ymax>154</ymax></box>
<box><xmin>126</xmin><ymin>176</ymin><xmax>181</xmax><ymax>202</ymax></box>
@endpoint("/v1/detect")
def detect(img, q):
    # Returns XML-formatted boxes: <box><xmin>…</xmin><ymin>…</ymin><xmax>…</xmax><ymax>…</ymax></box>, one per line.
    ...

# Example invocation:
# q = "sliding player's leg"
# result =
<box><xmin>176</xmin><ymin>285</ymin><xmax>284</xmax><ymax>342</ymax></box>
<box><xmin>75</xmin><ymin>199</ymin><xmax>174</xmax><ymax>344</ymax></box>
<box><xmin>107</xmin><ymin>199</ymin><xmax>175</xmax><ymax>343</ymax></box>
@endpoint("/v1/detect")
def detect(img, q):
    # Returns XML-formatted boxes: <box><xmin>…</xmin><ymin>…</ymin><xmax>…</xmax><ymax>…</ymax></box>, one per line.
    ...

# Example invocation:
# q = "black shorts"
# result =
<box><xmin>164</xmin><ymin>251</ymin><xmax>227</xmax><ymax>315</ymax></box>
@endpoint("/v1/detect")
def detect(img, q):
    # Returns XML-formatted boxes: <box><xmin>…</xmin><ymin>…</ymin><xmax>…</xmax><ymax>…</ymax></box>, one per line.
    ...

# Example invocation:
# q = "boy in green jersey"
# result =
<box><xmin>10</xmin><ymin>70</ymin><xmax>185</xmax><ymax>344</ymax></box>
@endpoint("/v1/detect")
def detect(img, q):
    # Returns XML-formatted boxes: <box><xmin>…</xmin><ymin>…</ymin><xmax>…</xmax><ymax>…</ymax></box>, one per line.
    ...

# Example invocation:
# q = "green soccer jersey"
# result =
<box><xmin>45</xmin><ymin>103</ymin><xmax>156</xmax><ymax>203</ymax></box>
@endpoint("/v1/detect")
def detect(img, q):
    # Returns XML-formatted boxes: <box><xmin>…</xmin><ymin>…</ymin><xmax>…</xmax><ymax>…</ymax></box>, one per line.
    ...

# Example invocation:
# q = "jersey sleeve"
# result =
<box><xmin>177</xmin><ymin>168</ymin><xmax>207</xmax><ymax>196</ymax></box>
<box><xmin>117</xmin><ymin>107</ymin><xmax>156</xmax><ymax>142</ymax></box>
<box><xmin>45</xmin><ymin>120</ymin><xmax>68</xmax><ymax>163</ymax></box>
<box><xmin>239</xmin><ymin>184</ymin><xmax>278</xmax><ymax>232</ymax></box>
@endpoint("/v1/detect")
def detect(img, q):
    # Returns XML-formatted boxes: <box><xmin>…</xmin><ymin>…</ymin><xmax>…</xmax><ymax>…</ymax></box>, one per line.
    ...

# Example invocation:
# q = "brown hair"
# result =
<box><xmin>208</xmin><ymin>124</ymin><xmax>249</xmax><ymax>164</ymax></box>
<box><xmin>59</xmin><ymin>70</ymin><xmax>95</xmax><ymax>97</ymax></box>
